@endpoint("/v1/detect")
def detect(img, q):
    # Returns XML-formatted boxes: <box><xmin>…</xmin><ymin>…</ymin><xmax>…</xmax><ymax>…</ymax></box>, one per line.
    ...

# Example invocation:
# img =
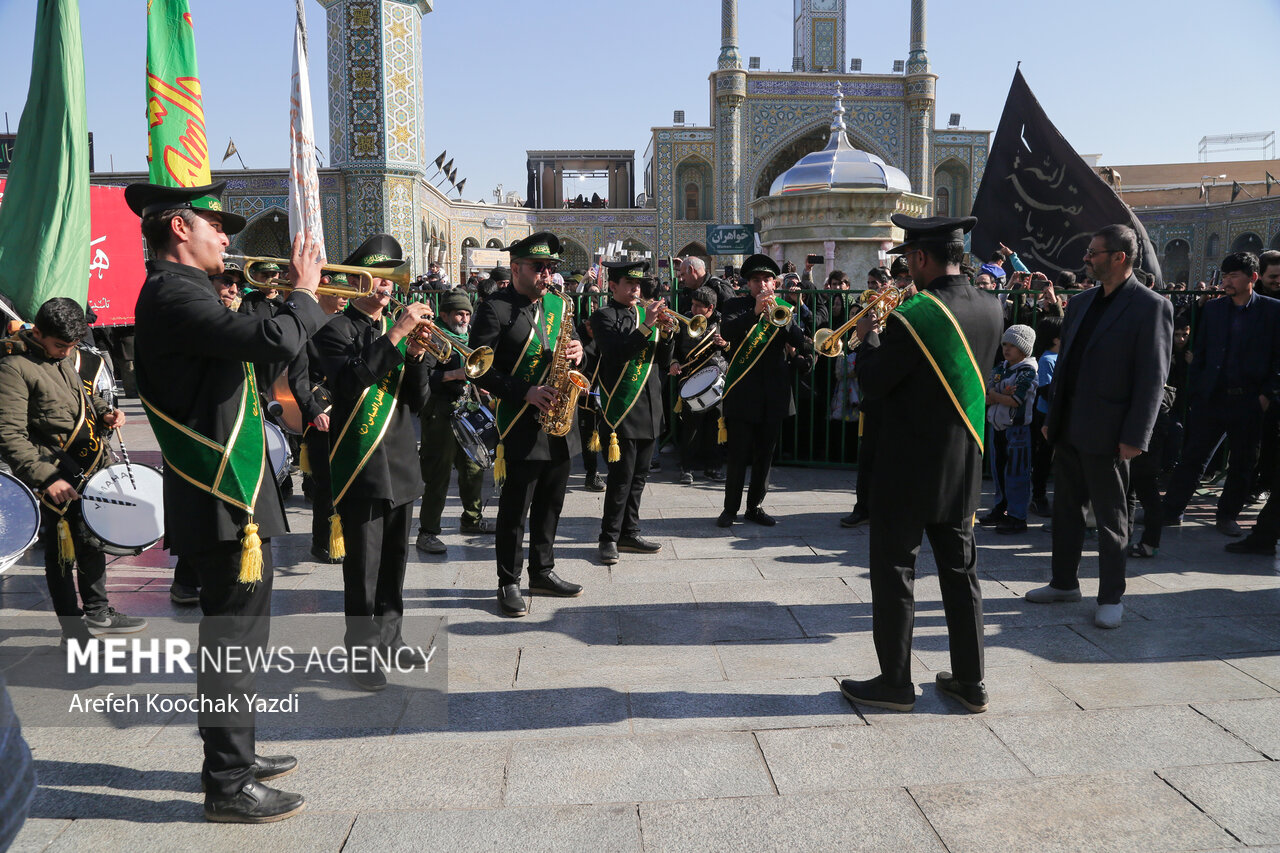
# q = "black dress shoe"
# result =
<box><xmin>839</xmin><ymin>676</ymin><xmax>914</xmax><ymax>712</ymax></box>
<box><xmin>840</xmin><ymin>507</ymin><xmax>870</xmax><ymax>528</ymax></box>
<box><xmin>350</xmin><ymin>664</ymin><xmax>386</xmax><ymax>692</ymax></box>
<box><xmin>977</xmin><ymin>510</ymin><xmax>1007</xmax><ymax>526</ymax></box>
<box><xmin>201</xmin><ymin>755</ymin><xmax>297</xmax><ymax>791</ymax></box>
<box><xmin>204</xmin><ymin>780</ymin><xmax>306</xmax><ymax>824</ymax></box>
<box><xmin>529</xmin><ymin>571</ymin><xmax>583</xmax><ymax>597</ymax></box>
<box><xmin>935</xmin><ymin>672</ymin><xmax>989</xmax><ymax>713</ymax></box>
<box><xmin>745</xmin><ymin>507</ymin><xmax>777</xmax><ymax>527</ymax></box>
<box><xmin>1216</xmin><ymin>517</ymin><xmax>1245</xmax><ymax>537</ymax></box>
<box><xmin>716</xmin><ymin>511</ymin><xmax>736</xmax><ymax>528</ymax></box>
<box><xmin>703</xmin><ymin>469</ymin><xmax>726</xmax><ymax>482</ymax></box>
<box><xmin>498</xmin><ymin>584</ymin><xmax>528</xmax><ymax>617</ymax></box>
<box><xmin>585</xmin><ymin>473</ymin><xmax>607</xmax><ymax>492</ymax></box>
<box><xmin>460</xmin><ymin>518</ymin><xmax>497</xmax><ymax>535</ymax></box>
<box><xmin>618</xmin><ymin>535</ymin><xmax>661</xmax><ymax>553</ymax></box>
<box><xmin>1226</xmin><ymin>536</ymin><xmax>1277</xmax><ymax>556</ymax></box>
<box><xmin>599</xmin><ymin>541</ymin><xmax>620</xmax><ymax>565</ymax></box>
<box><xmin>309</xmin><ymin>545</ymin><xmax>341</xmax><ymax>564</ymax></box>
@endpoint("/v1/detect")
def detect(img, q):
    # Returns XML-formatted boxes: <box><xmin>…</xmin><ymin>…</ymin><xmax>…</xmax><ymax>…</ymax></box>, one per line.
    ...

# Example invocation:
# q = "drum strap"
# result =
<box><xmin>140</xmin><ymin>361</ymin><xmax>268</xmax><ymax>583</ymax></box>
<box><xmin>37</xmin><ymin>355</ymin><xmax>107</xmax><ymax>520</ymax></box>
<box><xmin>598</xmin><ymin>305</ymin><xmax>657</xmax><ymax>462</ymax></box>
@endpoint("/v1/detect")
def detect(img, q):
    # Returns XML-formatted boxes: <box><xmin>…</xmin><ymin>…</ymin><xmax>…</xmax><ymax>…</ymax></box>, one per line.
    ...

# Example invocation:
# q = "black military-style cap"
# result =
<box><xmin>740</xmin><ymin>254</ymin><xmax>781</xmax><ymax>280</ymax></box>
<box><xmin>887</xmin><ymin>214</ymin><xmax>977</xmax><ymax>255</ymax></box>
<box><xmin>603</xmin><ymin>260</ymin><xmax>649</xmax><ymax>283</ymax></box>
<box><xmin>489</xmin><ymin>265</ymin><xmax>511</xmax><ymax>282</ymax></box>
<box><xmin>342</xmin><ymin>233</ymin><xmax>404</xmax><ymax>268</ymax></box>
<box><xmin>504</xmin><ymin>231</ymin><xmax>562</xmax><ymax>262</ymax></box>
<box><xmin>123</xmin><ymin>180</ymin><xmax>247</xmax><ymax>234</ymax></box>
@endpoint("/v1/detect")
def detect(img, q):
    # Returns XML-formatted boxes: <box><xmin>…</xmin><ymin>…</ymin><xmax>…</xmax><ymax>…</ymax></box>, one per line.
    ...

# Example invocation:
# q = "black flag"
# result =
<box><xmin>434</xmin><ymin>150</ymin><xmax>446</xmax><ymax>170</ymax></box>
<box><xmin>970</xmin><ymin>68</ymin><xmax>1163</xmax><ymax>286</ymax></box>
<box><xmin>1231</xmin><ymin>181</ymin><xmax>1243</xmax><ymax>202</ymax></box>
<box><xmin>1267</xmin><ymin>171</ymin><xmax>1276</xmax><ymax>195</ymax></box>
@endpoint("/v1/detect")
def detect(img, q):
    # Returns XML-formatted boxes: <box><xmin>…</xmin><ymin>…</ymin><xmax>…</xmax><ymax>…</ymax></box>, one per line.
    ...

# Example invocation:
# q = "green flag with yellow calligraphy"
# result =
<box><xmin>146</xmin><ymin>0</ymin><xmax>210</xmax><ymax>187</ymax></box>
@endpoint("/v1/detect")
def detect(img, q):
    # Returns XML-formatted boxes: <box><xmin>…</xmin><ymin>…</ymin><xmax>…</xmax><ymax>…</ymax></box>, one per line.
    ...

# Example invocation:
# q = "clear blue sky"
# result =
<box><xmin>1</xmin><ymin>0</ymin><xmax>1276</xmax><ymax>203</ymax></box>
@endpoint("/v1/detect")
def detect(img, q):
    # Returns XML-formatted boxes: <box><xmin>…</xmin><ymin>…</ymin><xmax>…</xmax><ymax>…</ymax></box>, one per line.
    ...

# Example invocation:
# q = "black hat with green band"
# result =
<box><xmin>740</xmin><ymin>254</ymin><xmax>781</xmax><ymax>280</ymax></box>
<box><xmin>504</xmin><ymin>231</ymin><xmax>562</xmax><ymax>263</ymax></box>
<box><xmin>123</xmin><ymin>180</ymin><xmax>247</xmax><ymax>234</ymax></box>
<box><xmin>341</xmin><ymin>233</ymin><xmax>404</xmax><ymax>268</ymax></box>
<box><xmin>603</xmin><ymin>260</ymin><xmax>650</xmax><ymax>283</ymax></box>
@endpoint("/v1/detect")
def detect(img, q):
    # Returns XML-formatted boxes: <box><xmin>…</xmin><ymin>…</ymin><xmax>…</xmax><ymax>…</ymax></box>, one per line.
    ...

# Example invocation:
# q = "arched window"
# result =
<box><xmin>1205</xmin><ymin>233</ymin><xmax>1220</xmax><ymax>259</ymax></box>
<box><xmin>685</xmin><ymin>183</ymin><xmax>700</xmax><ymax>221</ymax></box>
<box><xmin>934</xmin><ymin>186</ymin><xmax>951</xmax><ymax>218</ymax></box>
<box><xmin>1231</xmin><ymin>232</ymin><xmax>1263</xmax><ymax>255</ymax></box>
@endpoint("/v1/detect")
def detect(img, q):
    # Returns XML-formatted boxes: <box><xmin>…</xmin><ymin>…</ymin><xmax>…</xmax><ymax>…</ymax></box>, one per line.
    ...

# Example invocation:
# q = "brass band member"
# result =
<box><xmin>129</xmin><ymin>180</ymin><xmax>324</xmax><ymax>823</ymax></box>
<box><xmin>0</xmin><ymin>298</ymin><xmax>143</xmax><ymax>642</ymax></box>
<box><xmin>670</xmin><ymin>286</ymin><xmax>728</xmax><ymax>484</ymax></box>
<box><xmin>298</xmin><ymin>274</ymin><xmax>348</xmax><ymax>563</ymax></box>
<box><xmin>717</xmin><ymin>254</ymin><xmax>810</xmax><ymax>528</ymax></box>
<box><xmin>314</xmin><ymin>235</ymin><xmax>434</xmax><ymax>690</ymax></box>
<box><xmin>591</xmin><ymin>261</ymin><xmax>675</xmax><ymax>564</ymax></box>
<box><xmin>470</xmin><ymin>232</ymin><xmax>585</xmax><ymax>617</ymax></box>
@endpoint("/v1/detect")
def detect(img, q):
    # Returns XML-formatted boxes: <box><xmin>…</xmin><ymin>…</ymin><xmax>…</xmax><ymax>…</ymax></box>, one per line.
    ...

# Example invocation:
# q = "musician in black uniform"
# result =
<box><xmin>575</xmin><ymin>316</ymin><xmax>607</xmax><ymax>492</ymax></box>
<box><xmin>313</xmin><ymin>234</ymin><xmax>434</xmax><ymax>690</ymax></box>
<box><xmin>295</xmin><ymin>273</ymin><xmax>347</xmax><ymax>563</ymax></box>
<box><xmin>841</xmin><ymin>214</ymin><xmax>1002</xmax><ymax>714</ymax></box>
<box><xmin>717</xmin><ymin>254</ymin><xmax>810</xmax><ymax>528</ymax></box>
<box><xmin>470</xmin><ymin>232</ymin><xmax>585</xmax><ymax>617</ymax></box>
<box><xmin>671</xmin><ymin>286</ymin><xmax>728</xmax><ymax>484</ymax></box>
<box><xmin>591</xmin><ymin>261</ymin><xmax>676</xmax><ymax>564</ymax></box>
<box><xmin>129</xmin><ymin>180</ymin><xmax>325</xmax><ymax>823</ymax></box>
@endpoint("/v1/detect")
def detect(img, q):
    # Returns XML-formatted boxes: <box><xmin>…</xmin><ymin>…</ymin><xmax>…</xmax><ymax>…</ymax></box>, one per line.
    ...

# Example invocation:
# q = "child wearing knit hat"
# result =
<box><xmin>980</xmin><ymin>324</ymin><xmax>1039</xmax><ymax>534</ymax></box>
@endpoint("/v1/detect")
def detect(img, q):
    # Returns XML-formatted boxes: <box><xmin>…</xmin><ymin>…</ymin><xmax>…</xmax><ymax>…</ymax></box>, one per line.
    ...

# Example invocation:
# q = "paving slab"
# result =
<box><xmin>911</xmin><ymin>772</ymin><xmax>1239</xmax><ymax>853</ymax></box>
<box><xmin>715</xmin><ymin>636</ymin><xmax>903</xmax><ymax>682</ymax></box>
<box><xmin>609</xmin><ymin>557</ymin><xmax>761</xmax><ymax>584</ymax></box>
<box><xmin>1193</xmin><ymin>697</ymin><xmax>1280</xmax><ymax>757</ymax></box>
<box><xmin>638</xmin><ymin>789</ymin><xmax>945</xmax><ymax>853</ymax></box>
<box><xmin>618</xmin><ymin>604</ymin><xmax>806</xmax><ymax>645</ymax></box>
<box><xmin>628</xmin><ymin>676</ymin><xmax>859</xmax><ymax>734</ymax></box>
<box><xmin>8</xmin><ymin>818</ymin><xmax>70</xmax><ymax>853</ymax></box>
<box><xmin>1035</xmin><ymin>658</ymin><xmax>1277</xmax><ymax>709</ymax></box>
<box><xmin>913</xmin><ymin>623</ymin><xmax>1111</xmax><ymax>670</ymax></box>
<box><xmin>1160</xmin><ymin>761</ymin><xmax>1280</xmax><ymax>846</ymax></box>
<box><xmin>504</xmin><ymin>733</ymin><xmax>775</xmax><ymax>806</ymax></box>
<box><xmin>1223</xmin><ymin>654</ymin><xmax>1280</xmax><ymax>691</ymax></box>
<box><xmin>514</xmin><ymin>644</ymin><xmax>725</xmax><ymax>688</ymax></box>
<box><xmin>985</xmin><ymin>705</ymin><xmax>1266</xmax><ymax>775</ymax></box>
<box><xmin>38</xmin><ymin>814</ymin><xmax>355</xmax><ymax>853</ymax></box>
<box><xmin>689</xmin><ymin>577</ymin><xmax>861</xmax><ymax>607</ymax></box>
<box><xmin>401</xmin><ymin>685</ymin><xmax>631</xmax><ymax>740</ymax></box>
<box><xmin>343</xmin><ymin>804</ymin><xmax>642</xmax><ymax>853</ymax></box>
<box><xmin>1072</xmin><ymin>615</ymin><xmax>1280</xmax><ymax>661</ymax></box>
<box><xmin>755</xmin><ymin>717</ymin><xmax>1031</xmax><ymax>794</ymax></box>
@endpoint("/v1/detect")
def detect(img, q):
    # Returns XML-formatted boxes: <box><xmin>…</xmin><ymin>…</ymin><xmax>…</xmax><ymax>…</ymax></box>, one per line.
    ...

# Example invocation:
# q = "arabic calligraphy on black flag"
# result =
<box><xmin>970</xmin><ymin>68</ymin><xmax>1163</xmax><ymax>286</ymax></box>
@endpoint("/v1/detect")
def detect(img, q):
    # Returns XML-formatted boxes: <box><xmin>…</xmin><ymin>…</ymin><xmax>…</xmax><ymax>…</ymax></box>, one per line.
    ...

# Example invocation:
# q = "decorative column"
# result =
<box><xmin>903</xmin><ymin>0</ymin><xmax>936</xmax><ymax>203</ymax></box>
<box><xmin>713</xmin><ymin>0</ymin><xmax>747</xmax><ymax>262</ymax></box>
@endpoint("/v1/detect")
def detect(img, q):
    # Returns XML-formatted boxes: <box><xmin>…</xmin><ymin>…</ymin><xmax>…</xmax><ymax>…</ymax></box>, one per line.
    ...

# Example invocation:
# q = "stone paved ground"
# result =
<box><xmin>5</xmin><ymin>400</ymin><xmax>1280</xmax><ymax>852</ymax></box>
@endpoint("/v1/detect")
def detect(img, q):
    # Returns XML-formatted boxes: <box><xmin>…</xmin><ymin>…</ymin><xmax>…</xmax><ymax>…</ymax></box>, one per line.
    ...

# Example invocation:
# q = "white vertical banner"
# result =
<box><xmin>288</xmin><ymin>0</ymin><xmax>325</xmax><ymax>261</ymax></box>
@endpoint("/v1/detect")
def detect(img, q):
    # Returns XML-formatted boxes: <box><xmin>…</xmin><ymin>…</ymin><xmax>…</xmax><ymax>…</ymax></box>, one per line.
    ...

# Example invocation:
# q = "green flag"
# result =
<box><xmin>146</xmin><ymin>0</ymin><xmax>210</xmax><ymax>187</ymax></box>
<box><xmin>0</xmin><ymin>0</ymin><xmax>90</xmax><ymax>321</ymax></box>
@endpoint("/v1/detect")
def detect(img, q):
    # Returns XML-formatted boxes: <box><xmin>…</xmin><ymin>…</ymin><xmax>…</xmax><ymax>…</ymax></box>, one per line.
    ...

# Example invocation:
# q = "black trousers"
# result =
<box><xmin>854</xmin><ymin>409</ymin><xmax>880</xmax><ymax>512</ymax></box>
<box><xmin>868</xmin><ymin>512</ymin><xmax>983</xmax><ymax>686</ymax></box>
<box><xmin>495</xmin><ymin>456</ymin><xmax>570</xmax><ymax>586</ymax></box>
<box><xmin>1050</xmin><ymin>441</ymin><xmax>1130</xmax><ymax>605</ymax></box>
<box><xmin>39</xmin><ymin>505</ymin><xmax>108</xmax><ymax>640</ymax></box>
<box><xmin>338</xmin><ymin>497</ymin><xmax>411</xmax><ymax>650</ymax></box>
<box><xmin>723</xmin><ymin>419</ymin><xmax>781</xmax><ymax>514</ymax></box>
<box><xmin>1255</xmin><ymin>404</ymin><xmax>1280</xmax><ymax>495</ymax></box>
<box><xmin>601</xmin><ymin>437</ymin><xmax>654</xmax><ymax>543</ymax></box>
<box><xmin>1127</xmin><ymin>407</ymin><xmax>1171</xmax><ymax>549</ymax></box>
<box><xmin>578</xmin><ymin>408</ymin><xmax>601</xmax><ymax>477</ymax></box>
<box><xmin>185</xmin><ymin>540</ymin><xmax>274</xmax><ymax>799</ymax></box>
<box><xmin>678</xmin><ymin>404</ymin><xmax>722</xmax><ymax>472</ymax></box>
<box><xmin>305</xmin><ymin>427</ymin><xmax>334</xmax><ymax>552</ymax></box>
<box><xmin>1163</xmin><ymin>395</ymin><xmax>1264</xmax><ymax>521</ymax></box>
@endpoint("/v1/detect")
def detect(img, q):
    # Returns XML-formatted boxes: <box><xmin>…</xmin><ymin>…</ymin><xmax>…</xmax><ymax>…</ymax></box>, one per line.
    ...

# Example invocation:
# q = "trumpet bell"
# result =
<box><xmin>769</xmin><ymin>303</ymin><xmax>793</xmax><ymax>327</ymax></box>
<box><xmin>813</xmin><ymin>327</ymin><xmax>843</xmax><ymax>358</ymax></box>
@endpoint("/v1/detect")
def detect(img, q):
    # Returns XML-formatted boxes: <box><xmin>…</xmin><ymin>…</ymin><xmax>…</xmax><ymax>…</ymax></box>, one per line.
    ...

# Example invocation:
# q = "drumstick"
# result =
<box><xmin>114</xmin><ymin>427</ymin><xmax>137</xmax><ymax>490</ymax></box>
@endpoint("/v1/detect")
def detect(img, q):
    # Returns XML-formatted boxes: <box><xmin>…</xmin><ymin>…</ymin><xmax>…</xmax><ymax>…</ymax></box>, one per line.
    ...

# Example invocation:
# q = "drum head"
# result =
<box><xmin>264</xmin><ymin>421</ymin><xmax>290</xmax><ymax>481</ymax></box>
<box><xmin>451</xmin><ymin>408</ymin><xmax>498</xmax><ymax>470</ymax></box>
<box><xmin>80</xmin><ymin>463</ymin><xmax>165</xmax><ymax>556</ymax></box>
<box><xmin>0</xmin><ymin>471</ymin><xmax>40</xmax><ymax>573</ymax></box>
<box><xmin>681</xmin><ymin>365</ymin><xmax>722</xmax><ymax>397</ymax></box>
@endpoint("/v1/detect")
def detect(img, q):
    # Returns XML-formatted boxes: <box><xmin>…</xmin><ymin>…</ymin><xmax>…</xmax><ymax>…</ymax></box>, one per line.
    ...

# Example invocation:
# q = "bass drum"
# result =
<box><xmin>79</xmin><ymin>463</ymin><xmax>165</xmax><ymax>557</ymax></box>
<box><xmin>265</xmin><ymin>421</ymin><xmax>291</xmax><ymax>484</ymax></box>
<box><xmin>0</xmin><ymin>471</ymin><xmax>40</xmax><ymax>574</ymax></box>
<box><xmin>450</xmin><ymin>404</ymin><xmax>499</xmax><ymax>470</ymax></box>
<box><xmin>679</xmin><ymin>362</ymin><xmax>726</xmax><ymax>412</ymax></box>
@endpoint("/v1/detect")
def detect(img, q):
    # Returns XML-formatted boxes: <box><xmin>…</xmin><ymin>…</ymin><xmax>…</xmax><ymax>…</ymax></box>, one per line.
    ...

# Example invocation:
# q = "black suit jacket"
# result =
<box><xmin>470</xmin><ymin>288</ymin><xmax>582</xmax><ymax>461</ymax></box>
<box><xmin>1046</xmin><ymin>275</ymin><xmax>1173</xmax><ymax>454</ymax></box>
<box><xmin>1186</xmin><ymin>292</ymin><xmax>1280</xmax><ymax>404</ymax></box>
<box><xmin>590</xmin><ymin>300</ymin><xmax>675</xmax><ymax>439</ymax></box>
<box><xmin>719</xmin><ymin>295</ymin><xmax>809</xmax><ymax>423</ymax></box>
<box><xmin>134</xmin><ymin>260</ymin><xmax>326</xmax><ymax>553</ymax></box>
<box><xmin>856</xmin><ymin>275</ymin><xmax>1003</xmax><ymax>522</ymax></box>
<box><xmin>313</xmin><ymin>304</ymin><xmax>431</xmax><ymax>507</ymax></box>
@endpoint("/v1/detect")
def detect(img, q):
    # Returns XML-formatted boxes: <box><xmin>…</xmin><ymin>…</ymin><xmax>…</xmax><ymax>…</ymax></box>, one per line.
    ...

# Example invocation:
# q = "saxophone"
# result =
<box><xmin>537</xmin><ymin>286</ymin><xmax>591</xmax><ymax>437</ymax></box>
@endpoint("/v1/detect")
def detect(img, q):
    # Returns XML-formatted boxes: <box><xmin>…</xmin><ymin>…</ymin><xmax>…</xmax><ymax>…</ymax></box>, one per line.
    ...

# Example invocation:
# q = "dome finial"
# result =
<box><xmin>830</xmin><ymin>81</ymin><xmax>847</xmax><ymax>137</ymax></box>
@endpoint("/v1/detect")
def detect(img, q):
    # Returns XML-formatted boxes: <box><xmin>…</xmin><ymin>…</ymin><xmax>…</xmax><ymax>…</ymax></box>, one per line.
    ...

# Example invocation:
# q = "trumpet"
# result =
<box><xmin>813</xmin><ymin>286</ymin><xmax>905</xmax><ymax>357</ymax></box>
<box><xmin>765</xmin><ymin>295</ymin><xmax>793</xmax><ymax>328</ymax></box>
<box><xmin>222</xmin><ymin>253</ymin><xmax>411</xmax><ymax>298</ymax></box>
<box><xmin>388</xmin><ymin>297</ymin><xmax>494</xmax><ymax>379</ymax></box>
<box><xmin>644</xmin><ymin>300</ymin><xmax>707</xmax><ymax>338</ymax></box>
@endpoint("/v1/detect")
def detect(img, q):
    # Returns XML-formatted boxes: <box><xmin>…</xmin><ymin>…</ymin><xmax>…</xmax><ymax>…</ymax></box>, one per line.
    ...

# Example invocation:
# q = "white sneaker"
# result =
<box><xmin>1094</xmin><ymin>603</ymin><xmax>1124</xmax><ymax>629</ymax></box>
<box><xmin>1024</xmin><ymin>584</ymin><xmax>1083</xmax><ymax>603</ymax></box>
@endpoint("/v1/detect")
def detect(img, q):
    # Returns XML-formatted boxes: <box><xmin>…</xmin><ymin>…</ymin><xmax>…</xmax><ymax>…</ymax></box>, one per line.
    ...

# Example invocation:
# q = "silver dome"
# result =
<box><xmin>769</xmin><ymin>82</ymin><xmax>913</xmax><ymax>196</ymax></box>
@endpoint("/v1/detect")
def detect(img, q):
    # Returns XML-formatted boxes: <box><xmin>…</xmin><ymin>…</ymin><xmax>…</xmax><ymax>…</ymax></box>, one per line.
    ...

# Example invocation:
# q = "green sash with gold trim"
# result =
<box><xmin>328</xmin><ymin>316</ymin><xmax>408</xmax><ymax>505</ymax></box>
<box><xmin>599</xmin><ymin>304</ymin><xmax>657</xmax><ymax>430</ymax></box>
<box><xmin>494</xmin><ymin>290</ymin><xmax>566</xmax><ymax>439</ymax></box>
<box><xmin>889</xmin><ymin>291</ymin><xmax>986</xmax><ymax>450</ymax></box>
<box><xmin>722</xmin><ymin>297</ymin><xmax>791</xmax><ymax>399</ymax></box>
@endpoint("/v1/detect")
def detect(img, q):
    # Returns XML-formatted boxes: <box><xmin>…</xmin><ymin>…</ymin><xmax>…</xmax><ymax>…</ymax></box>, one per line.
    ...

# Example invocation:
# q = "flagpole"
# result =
<box><xmin>235</xmin><ymin>149</ymin><xmax>247</xmax><ymax>170</ymax></box>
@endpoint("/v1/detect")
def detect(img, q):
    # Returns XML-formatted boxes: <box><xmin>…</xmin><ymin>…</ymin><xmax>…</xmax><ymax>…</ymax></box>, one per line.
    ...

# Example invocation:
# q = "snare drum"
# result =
<box><xmin>264</xmin><ymin>421</ymin><xmax>291</xmax><ymax>484</ymax></box>
<box><xmin>679</xmin><ymin>363</ymin><xmax>726</xmax><ymax>412</ymax></box>
<box><xmin>0</xmin><ymin>471</ymin><xmax>40</xmax><ymax>574</ymax></box>
<box><xmin>79</xmin><ymin>463</ymin><xmax>165</xmax><ymax>557</ymax></box>
<box><xmin>450</xmin><ymin>403</ymin><xmax>499</xmax><ymax>470</ymax></box>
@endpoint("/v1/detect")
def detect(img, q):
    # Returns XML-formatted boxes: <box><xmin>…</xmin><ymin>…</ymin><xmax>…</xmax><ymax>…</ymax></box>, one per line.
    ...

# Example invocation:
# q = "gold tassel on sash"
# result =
<box><xmin>56</xmin><ymin>517</ymin><xmax>75</xmax><ymax>572</ymax></box>
<box><xmin>588</xmin><ymin>429</ymin><xmax>601</xmax><ymax>453</ymax></box>
<box><xmin>607</xmin><ymin>431</ymin><xmax>621</xmax><ymax>463</ymax></box>
<box><xmin>718</xmin><ymin>416</ymin><xmax>728</xmax><ymax>445</ymax></box>
<box><xmin>238</xmin><ymin>522</ymin><xmax>263</xmax><ymax>584</ymax></box>
<box><xmin>328</xmin><ymin>513</ymin><xmax>346</xmax><ymax>560</ymax></box>
<box><xmin>493</xmin><ymin>443</ymin><xmax>507</xmax><ymax>485</ymax></box>
<box><xmin>674</xmin><ymin>397</ymin><xmax>684</xmax><ymax>414</ymax></box>
<box><xmin>299</xmin><ymin>436</ymin><xmax>312</xmax><ymax>476</ymax></box>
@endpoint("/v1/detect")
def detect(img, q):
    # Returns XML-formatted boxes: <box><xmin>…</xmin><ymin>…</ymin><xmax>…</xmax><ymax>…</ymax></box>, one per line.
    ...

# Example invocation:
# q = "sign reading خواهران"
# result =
<box><xmin>706</xmin><ymin>224</ymin><xmax>754</xmax><ymax>255</ymax></box>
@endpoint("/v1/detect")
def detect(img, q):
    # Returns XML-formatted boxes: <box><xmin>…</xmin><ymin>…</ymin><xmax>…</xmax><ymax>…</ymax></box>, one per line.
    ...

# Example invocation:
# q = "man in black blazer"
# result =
<box><xmin>590</xmin><ymin>261</ymin><xmax>676</xmax><ymax>564</ymax></box>
<box><xmin>716</xmin><ymin>254</ymin><xmax>810</xmax><ymax>528</ymax></box>
<box><xmin>131</xmin><ymin>180</ymin><xmax>324</xmax><ymax>823</ymax></box>
<box><xmin>1027</xmin><ymin>225</ymin><xmax>1173</xmax><ymax>629</ymax></box>
<box><xmin>470</xmin><ymin>232</ymin><xmax>586</xmax><ymax>617</ymax></box>
<box><xmin>1162</xmin><ymin>252</ymin><xmax>1280</xmax><ymax>536</ymax></box>
<box><xmin>840</xmin><ymin>215</ymin><xmax>1002</xmax><ymax>714</ymax></box>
